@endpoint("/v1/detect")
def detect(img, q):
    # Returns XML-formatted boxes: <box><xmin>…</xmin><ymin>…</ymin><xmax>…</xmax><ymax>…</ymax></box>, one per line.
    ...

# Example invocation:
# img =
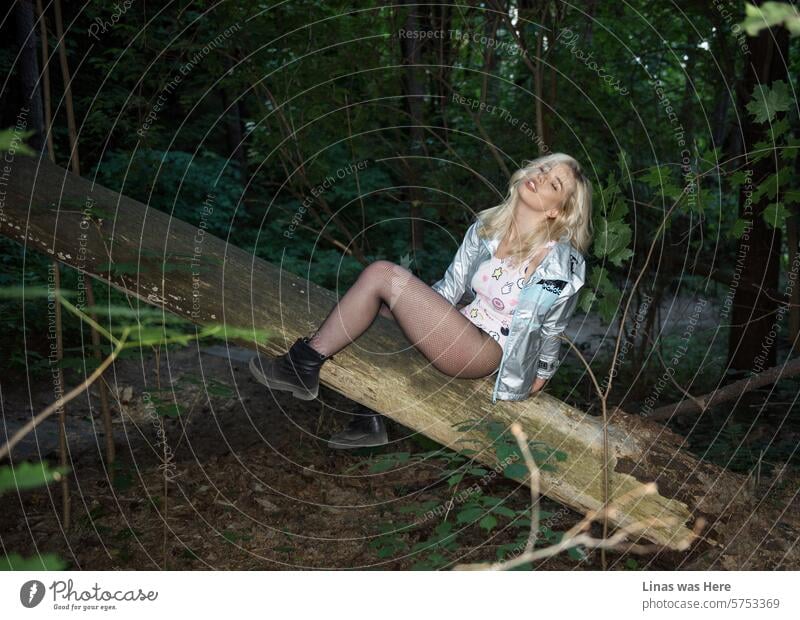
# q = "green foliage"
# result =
<box><xmin>741</xmin><ymin>2</ymin><xmax>800</xmax><ymax>37</ymax></box>
<box><xmin>0</xmin><ymin>128</ymin><xmax>36</xmax><ymax>155</ymax></box>
<box><xmin>0</xmin><ymin>461</ymin><xmax>70</xmax><ymax>496</ymax></box>
<box><xmin>746</xmin><ymin>80</ymin><xmax>793</xmax><ymax>124</ymax></box>
<box><xmin>0</xmin><ymin>461</ymin><xmax>70</xmax><ymax>570</ymax></box>
<box><xmin>0</xmin><ymin>553</ymin><xmax>67</xmax><ymax>571</ymax></box>
<box><xmin>582</xmin><ymin>261</ymin><xmax>622</xmax><ymax>322</ymax></box>
<box><xmin>91</xmin><ymin>149</ymin><xmax>243</xmax><ymax>238</ymax></box>
<box><xmin>743</xmin><ymin>82</ymin><xmax>799</xmax><ymax>233</ymax></box>
<box><xmin>364</xmin><ymin>418</ymin><xmax>573</xmax><ymax>569</ymax></box>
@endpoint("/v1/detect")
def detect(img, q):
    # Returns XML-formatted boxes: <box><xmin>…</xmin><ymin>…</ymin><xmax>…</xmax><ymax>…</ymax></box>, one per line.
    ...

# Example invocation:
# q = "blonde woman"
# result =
<box><xmin>250</xmin><ymin>153</ymin><xmax>592</xmax><ymax>444</ymax></box>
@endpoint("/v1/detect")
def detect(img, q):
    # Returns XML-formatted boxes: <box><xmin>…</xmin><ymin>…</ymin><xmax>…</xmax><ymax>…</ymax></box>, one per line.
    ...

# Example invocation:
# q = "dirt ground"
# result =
<box><xmin>2</xmin><ymin>293</ymin><xmax>799</xmax><ymax>570</ymax></box>
<box><xmin>0</xmin><ymin>341</ymin><xmax>663</xmax><ymax>571</ymax></box>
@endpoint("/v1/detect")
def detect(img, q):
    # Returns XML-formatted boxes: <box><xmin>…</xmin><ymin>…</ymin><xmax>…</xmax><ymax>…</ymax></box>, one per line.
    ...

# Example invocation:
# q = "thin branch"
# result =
<box><xmin>0</xmin><ymin>328</ymin><xmax>130</xmax><ymax>461</ymax></box>
<box><xmin>509</xmin><ymin>423</ymin><xmax>540</xmax><ymax>554</ymax></box>
<box><xmin>648</xmin><ymin>356</ymin><xmax>800</xmax><ymax>422</ymax></box>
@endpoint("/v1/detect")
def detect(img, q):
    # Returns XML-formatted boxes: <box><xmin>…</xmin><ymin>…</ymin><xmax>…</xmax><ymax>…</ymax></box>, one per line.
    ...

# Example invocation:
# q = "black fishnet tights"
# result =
<box><xmin>308</xmin><ymin>260</ymin><xmax>502</xmax><ymax>378</ymax></box>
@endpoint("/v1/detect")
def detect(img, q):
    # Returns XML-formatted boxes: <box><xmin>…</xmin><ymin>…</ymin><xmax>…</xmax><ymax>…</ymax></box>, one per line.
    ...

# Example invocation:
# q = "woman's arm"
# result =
<box><xmin>430</xmin><ymin>220</ymin><xmax>480</xmax><ymax>306</ymax></box>
<box><xmin>534</xmin><ymin>289</ymin><xmax>582</xmax><ymax>382</ymax></box>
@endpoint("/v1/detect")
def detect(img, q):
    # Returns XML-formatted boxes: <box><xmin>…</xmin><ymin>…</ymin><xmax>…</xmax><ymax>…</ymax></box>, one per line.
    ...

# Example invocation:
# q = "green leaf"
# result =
<box><xmin>746</xmin><ymin>80</ymin><xmax>792</xmax><ymax>124</ymax></box>
<box><xmin>784</xmin><ymin>188</ymin><xmax>800</xmax><ymax>206</ymax></box>
<box><xmin>155</xmin><ymin>402</ymin><xmax>183</xmax><ymax>418</ymax></box>
<box><xmin>0</xmin><ymin>128</ymin><xmax>37</xmax><ymax>156</ymax></box>
<box><xmin>434</xmin><ymin>521</ymin><xmax>453</xmax><ymax>536</ymax></box>
<box><xmin>479</xmin><ymin>495</ymin><xmax>505</xmax><ymax>507</ymax></box>
<box><xmin>728</xmin><ymin>169</ymin><xmax>750</xmax><ymax>190</ymax></box>
<box><xmin>447</xmin><ymin>472</ymin><xmax>465</xmax><ymax>488</ymax></box>
<box><xmin>762</xmin><ymin>202</ymin><xmax>790</xmax><ymax>229</ymax></box>
<box><xmin>368</xmin><ymin>459</ymin><xmax>398</xmax><ymax>473</ymax></box>
<box><xmin>592</xmin><ymin>218</ymin><xmax>633</xmax><ymax>267</ymax></box>
<box><xmin>730</xmin><ymin>218</ymin><xmax>752</xmax><ymax>240</ymax></box>
<box><xmin>781</xmin><ymin>135</ymin><xmax>800</xmax><ymax>163</ymax></box>
<box><xmin>0</xmin><ymin>553</ymin><xmax>67</xmax><ymax>570</ymax></box>
<box><xmin>492</xmin><ymin>505</ymin><xmax>518</xmax><ymax>518</ymax></box>
<box><xmin>741</xmin><ymin>2</ymin><xmax>800</xmax><ymax>37</ymax></box>
<box><xmin>495</xmin><ymin>444</ymin><xmax>516</xmax><ymax>462</ymax></box>
<box><xmin>753</xmin><ymin>166</ymin><xmax>793</xmax><ymax>203</ymax></box>
<box><xmin>586</xmin><ymin>268</ymin><xmax>622</xmax><ymax>323</ymax></box>
<box><xmin>640</xmin><ymin>164</ymin><xmax>682</xmax><ymax>200</ymax></box>
<box><xmin>366</xmin><ymin>452</ymin><xmax>410</xmax><ymax>474</ymax></box>
<box><xmin>206</xmin><ymin>381</ymin><xmax>233</xmax><ymax>398</ymax></box>
<box><xmin>503</xmin><ymin>462</ymin><xmax>529</xmax><ymax>480</ymax></box>
<box><xmin>456</xmin><ymin>507</ymin><xmax>484</xmax><ymax>524</ymax></box>
<box><xmin>0</xmin><ymin>462</ymin><xmax>70</xmax><ymax>495</ymax></box>
<box><xmin>479</xmin><ymin>514</ymin><xmax>498</xmax><ymax>531</ymax></box>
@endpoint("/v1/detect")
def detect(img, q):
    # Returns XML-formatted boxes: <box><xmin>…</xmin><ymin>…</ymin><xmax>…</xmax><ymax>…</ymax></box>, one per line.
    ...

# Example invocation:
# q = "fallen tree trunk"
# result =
<box><xmin>2</xmin><ymin>154</ymin><xmax>795</xmax><ymax>566</ymax></box>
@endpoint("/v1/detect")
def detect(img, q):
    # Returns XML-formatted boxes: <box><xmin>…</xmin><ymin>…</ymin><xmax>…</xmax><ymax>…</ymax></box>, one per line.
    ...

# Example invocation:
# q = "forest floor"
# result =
<box><xmin>2</xmin><ymin>292</ymin><xmax>799</xmax><ymax>570</ymax></box>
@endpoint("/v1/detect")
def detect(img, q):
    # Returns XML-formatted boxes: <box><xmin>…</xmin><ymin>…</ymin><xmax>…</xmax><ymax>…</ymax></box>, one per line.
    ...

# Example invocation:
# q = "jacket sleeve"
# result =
<box><xmin>536</xmin><ymin>283</ymin><xmax>584</xmax><ymax>380</ymax></box>
<box><xmin>430</xmin><ymin>220</ymin><xmax>480</xmax><ymax>306</ymax></box>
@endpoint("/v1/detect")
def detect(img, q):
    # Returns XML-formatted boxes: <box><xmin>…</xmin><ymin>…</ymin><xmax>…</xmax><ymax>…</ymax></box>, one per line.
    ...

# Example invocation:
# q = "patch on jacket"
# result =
<box><xmin>537</xmin><ymin>279</ymin><xmax>568</xmax><ymax>295</ymax></box>
<box><xmin>538</xmin><ymin>359</ymin><xmax>553</xmax><ymax>371</ymax></box>
<box><xmin>569</xmin><ymin>254</ymin><xmax>578</xmax><ymax>275</ymax></box>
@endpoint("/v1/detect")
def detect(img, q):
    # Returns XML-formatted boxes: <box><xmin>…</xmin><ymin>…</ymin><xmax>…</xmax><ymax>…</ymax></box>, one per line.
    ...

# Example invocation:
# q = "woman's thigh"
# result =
<box><xmin>373</xmin><ymin>260</ymin><xmax>503</xmax><ymax>378</ymax></box>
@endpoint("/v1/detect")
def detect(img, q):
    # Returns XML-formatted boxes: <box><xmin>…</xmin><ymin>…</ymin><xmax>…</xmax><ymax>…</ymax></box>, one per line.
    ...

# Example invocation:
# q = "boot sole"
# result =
<box><xmin>249</xmin><ymin>356</ymin><xmax>318</xmax><ymax>400</ymax></box>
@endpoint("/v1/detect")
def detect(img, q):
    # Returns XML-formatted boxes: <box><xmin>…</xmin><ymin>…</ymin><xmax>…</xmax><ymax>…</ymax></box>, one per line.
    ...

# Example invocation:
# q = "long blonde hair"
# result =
<box><xmin>475</xmin><ymin>153</ymin><xmax>593</xmax><ymax>267</ymax></box>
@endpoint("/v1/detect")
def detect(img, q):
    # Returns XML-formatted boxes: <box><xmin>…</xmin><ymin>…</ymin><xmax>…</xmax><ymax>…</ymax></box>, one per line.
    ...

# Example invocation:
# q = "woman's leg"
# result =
<box><xmin>308</xmin><ymin>260</ymin><xmax>502</xmax><ymax>378</ymax></box>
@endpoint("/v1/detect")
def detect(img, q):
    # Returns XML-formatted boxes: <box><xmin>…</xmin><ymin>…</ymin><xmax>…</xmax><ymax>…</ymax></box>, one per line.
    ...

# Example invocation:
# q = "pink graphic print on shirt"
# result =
<box><xmin>459</xmin><ymin>240</ymin><xmax>556</xmax><ymax>350</ymax></box>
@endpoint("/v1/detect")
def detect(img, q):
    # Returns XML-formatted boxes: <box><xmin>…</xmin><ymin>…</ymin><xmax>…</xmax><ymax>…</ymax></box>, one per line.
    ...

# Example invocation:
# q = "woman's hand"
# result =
<box><xmin>529</xmin><ymin>376</ymin><xmax>548</xmax><ymax>395</ymax></box>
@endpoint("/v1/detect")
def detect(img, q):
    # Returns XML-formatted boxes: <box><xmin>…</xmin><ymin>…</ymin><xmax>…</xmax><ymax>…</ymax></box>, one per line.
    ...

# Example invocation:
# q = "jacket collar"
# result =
<box><xmin>481</xmin><ymin>229</ymin><xmax>580</xmax><ymax>290</ymax></box>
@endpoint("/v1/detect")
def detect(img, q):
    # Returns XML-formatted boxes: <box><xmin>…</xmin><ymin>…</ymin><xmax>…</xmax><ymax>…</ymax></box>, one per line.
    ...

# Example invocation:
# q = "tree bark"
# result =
<box><xmin>727</xmin><ymin>6</ymin><xmax>790</xmax><ymax>372</ymax></box>
<box><xmin>3</xmin><ymin>155</ymin><xmax>799</xmax><ymax>567</ymax></box>
<box><xmin>14</xmin><ymin>0</ymin><xmax>45</xmax><ymax>153</ymax></box>
<box><xmin>399</xmin><ymin>0</ymin><xmax>427</xmax><ymax>253</ymax></box>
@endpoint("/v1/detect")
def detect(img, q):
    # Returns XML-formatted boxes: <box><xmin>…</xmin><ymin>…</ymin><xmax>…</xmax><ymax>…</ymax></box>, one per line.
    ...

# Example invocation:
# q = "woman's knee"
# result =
<box><xmin>352</xmin><ymin>260</ymin><xmax>399</xmax><ymax>301</ymax></box>
<box><xmin>365</xmin><ymin>259</ymin><xmax>398</xmax><ymax>276</ymax></box>
<box><xmin>362</xmin><ymin>260</ymin><xmax>413</xmax><ymax>291</ymax></box>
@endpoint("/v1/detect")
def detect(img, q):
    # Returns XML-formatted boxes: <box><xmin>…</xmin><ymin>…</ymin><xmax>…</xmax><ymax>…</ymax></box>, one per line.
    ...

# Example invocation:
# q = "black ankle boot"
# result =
<box><xmin>327</xmin><ymin>405</ymin><xmax>388</xmax><ymax>449</ymax></box>
<box><xmin>248</xmin><ymin>336</ymin><xmax>332</xmax><ymax>400</ymax></box>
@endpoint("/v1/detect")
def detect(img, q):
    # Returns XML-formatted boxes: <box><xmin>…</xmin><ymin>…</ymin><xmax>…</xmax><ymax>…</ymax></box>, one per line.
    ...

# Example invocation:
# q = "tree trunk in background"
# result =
<box><xmin>727</xmin><ymin>9</ymin><xmax>790</xmax><ymax>373</ymax></box>
<box><xmin>220</xmin><ymin>56</ymin><xmax>248</xmax><ymax>177</ymax></box>
<box><xmin>790</xmin><ymin>136</ymin><xmax>800</xmax><ymax>354</ymax></box>
<box><xmin>399</xmin><ymin>0</ymin><xmax>426</xmax><ymax>254</ymax></box>
<box><xmin>433</xmin><ymin>1</ymin><xmax>454</xmax><ymax>135</ymax></box>
<box><xmin>478</xmin><ymin>10</ymin><xmax>501</xmax><ymax>113</ymax></box>
<box><xmin>219</xmin><ymin>88</ymin><xmax>247</xmax><ymax>174</ymax></box>
<box><xmin>14</xmin><ymin>0</ymin><xmax>45</xmax><ymax>153</ymax></box>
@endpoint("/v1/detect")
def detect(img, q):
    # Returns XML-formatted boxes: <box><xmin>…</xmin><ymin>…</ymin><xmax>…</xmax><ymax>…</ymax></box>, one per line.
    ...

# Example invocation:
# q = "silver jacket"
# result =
<box><xmin>431</xmin><ymin>217</ymin><xmax>586</xmax><ymax>403</ymax></box>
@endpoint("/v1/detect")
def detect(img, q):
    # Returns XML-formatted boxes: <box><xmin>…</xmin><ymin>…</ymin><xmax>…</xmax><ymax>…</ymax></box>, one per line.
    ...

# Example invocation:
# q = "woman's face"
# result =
<box><xmin>516</xmin><ymin>163</ymin><xmax>573</xmax><ymax>217</ymax></box>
